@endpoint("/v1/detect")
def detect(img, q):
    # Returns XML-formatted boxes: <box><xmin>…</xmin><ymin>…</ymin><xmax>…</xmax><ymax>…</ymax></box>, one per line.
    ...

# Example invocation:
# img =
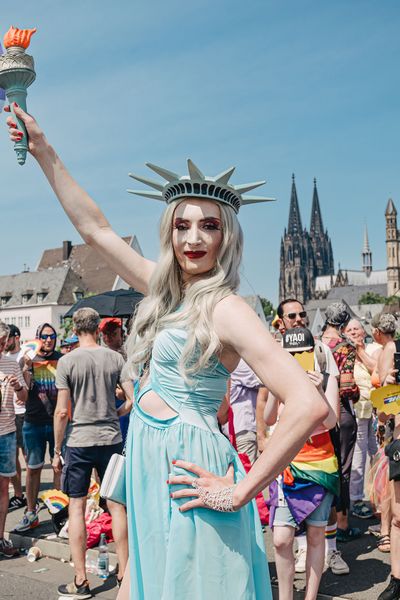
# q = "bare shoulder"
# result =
<box><xmin>213</xmin><ymin>294</ymin><xmax>268</xmax><ymax>349</ymax></box>
<box><xmin>213</xmin><ymin>294</ymin><xmax>254</xmax><ymax>321</ymax></box>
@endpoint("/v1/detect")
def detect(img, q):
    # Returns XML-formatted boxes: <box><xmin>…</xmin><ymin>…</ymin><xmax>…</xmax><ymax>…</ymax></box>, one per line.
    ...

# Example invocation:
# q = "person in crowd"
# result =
<box><xmin>5</xmin><ymin>324</ymin><xmax>29</xmax><ymax>511</ymax></box>
<box><xmin>370</xmin><ymin>313</ymin><xmax>397</xmax><ymax>551</ymax></box>
<box><xmin>100</xmin><ymin>318</ymin><xmax>130</xmax><ymax>443</ymax></box>
<box><xmin>321</xmin><ymin>303</ymin><xmax>360</xmax><ymax>543</ymax></box>
<box><xmin>376</xmin><ymin>314</ymin><xmax>400</xmax><ymax>600</ymax></box>
<box><xmin>265</xmin><ymin>327</ymin><xmax>339</xmax><ymax>600</ymax></box>
<box><xmin>100</xmin><ymin>318</ymin><xmax>125</xmax><ymax>356</ymax></box>
<box><xmin>53</xmin><ymin>308</ymin><xmax>133</xmax><ymax>597</ymax></box>
<box><xmin>14</xmin><ymin>323</ymin><xmax>62</xmax><ymax>533</ymax></box>
<box><xmin>224</xmin><ymin>359</ymin><xmax>264</xmax><ymax>464</ymax></box>
<box><xmin>60</xmin><ymin>334</ymin><xmax>79</xmax><ymax>354</ymax></box>
<box><xmin>266</xmin><ymin>298</ymin><xmax>349</xmax><ymax>575</ymax></box>
<box><xmin>343</xmin><ymin>318</ymin><xmax>379</xmax><ymax>519</ymax></box>
<box><xmin>0</xmin><ymin>321</ymin><xmax>27</xmax><ymax>557</ymax></box>
<box><xmin>6</xmin><ymin>103</ymin><xmax>331</xmax><ymax>600</ymax></box>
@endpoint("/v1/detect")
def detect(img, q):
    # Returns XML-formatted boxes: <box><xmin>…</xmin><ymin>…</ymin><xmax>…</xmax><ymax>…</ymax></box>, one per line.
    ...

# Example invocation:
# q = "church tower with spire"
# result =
<box><xmin>362</xmin><ymin>226</ymin><xmax>372</xmax><ymax>276</ymax></box>
<box><xmin>386</xmin><ymin>198</ymin><xmax>400</xmax><ymax>296</ymax></box>
<box><xmin>279</xmin><ymin>175</ymin><xmax>334</xmax><ymax>303</ymax></box>
<box><xmin>309</xmin><ymin>178</ymin><xmax>334</xmax><ymax>277</ymax></box>
<box><xmin>279</xmin><ymin>175</ymin><xmax>315</xmax><ymax>303</ymax></box>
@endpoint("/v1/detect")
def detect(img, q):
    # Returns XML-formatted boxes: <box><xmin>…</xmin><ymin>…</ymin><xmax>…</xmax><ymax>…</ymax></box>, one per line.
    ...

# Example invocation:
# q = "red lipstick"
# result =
<box><xmin>184</xmin><ymin>251</ymin><xmax>207</xmax><ymax>259</ymax></box>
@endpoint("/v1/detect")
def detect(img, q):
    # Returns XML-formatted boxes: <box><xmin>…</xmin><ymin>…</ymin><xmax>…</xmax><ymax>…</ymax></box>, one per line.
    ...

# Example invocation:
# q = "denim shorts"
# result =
<box><xmin>62</xmin><ymin>442</ymin><xmax>123</xmax><ymax>498</ymax></box>
<box><xmin>273</xmin><ymin>491</ymin><xmax>334</xmax><ymax>528</ymax></box>
<box><xmin>23</xmin><ymin>421</ymin><xmax>55</xmax><ymax>469</ymax></box>
<box><xmin>0</xmin><ymin>432</ymin><xmax>17</xmax><ymax>477</ymax></box>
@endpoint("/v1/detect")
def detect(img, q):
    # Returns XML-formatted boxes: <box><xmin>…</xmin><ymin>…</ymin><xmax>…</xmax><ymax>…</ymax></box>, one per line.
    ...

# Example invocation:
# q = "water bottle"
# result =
<box><xmin>97</xmin><ymin>533</ymin><xmax>109</xmax><ymax>579</ymax></box>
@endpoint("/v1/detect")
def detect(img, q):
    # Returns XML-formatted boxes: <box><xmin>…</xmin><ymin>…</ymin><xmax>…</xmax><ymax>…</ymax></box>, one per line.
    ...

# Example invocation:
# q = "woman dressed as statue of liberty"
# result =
<box><xmin>5</xmin><ymin>103</ymin><xmax>332</xmax><ymax>600</ymax></box>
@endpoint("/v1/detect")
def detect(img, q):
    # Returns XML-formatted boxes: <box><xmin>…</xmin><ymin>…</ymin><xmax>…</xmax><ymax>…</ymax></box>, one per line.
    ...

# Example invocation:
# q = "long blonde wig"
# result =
<box><xmin>126</xmin><ymin>198</ymin><xmax>243</xmax><ymax>381</ymax></box>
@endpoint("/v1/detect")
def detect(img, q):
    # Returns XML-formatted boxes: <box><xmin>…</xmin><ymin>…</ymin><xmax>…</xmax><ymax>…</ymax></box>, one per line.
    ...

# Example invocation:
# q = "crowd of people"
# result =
<box><xmin>0</xmin><ymin>101</ymin><xmax>399</xmax><ymax>600</ymax></box>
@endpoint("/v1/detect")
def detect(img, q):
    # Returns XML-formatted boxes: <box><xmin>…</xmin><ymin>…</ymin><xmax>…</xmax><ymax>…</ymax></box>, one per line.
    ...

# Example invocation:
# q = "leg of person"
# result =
<box><xmin>107</xmin><ymin>500</ymin><xmax>128</xmax><ymax>582</ymax></box>
<box><xmin>295</xmin><ymin>533</ymin><xmax>307</xmax><ymax>573</ymax></box>
<box><xmin>377</xmin><ymin>480</ymin><xmax>392</xmax><ymax>553</ymax></box>
<box><xmin>13</xmin><ymin>422</ymin><xmax>41</xmax><ymax>532</ymax></box>
<box><xmin>273</xmin><ymin>525</ymin><xmax>296</xmax><ymax>600</ymax></box>
<box><xmin>46</xmin><ymin>423</ymin><xmax>61</xmax><ymax>490</ymax></box>
<box><xmin>304</xmin><ymin>525</ymin><xmax>326</xmax><ymax>600</ymax></box>
<box><xmin>0</xmin><ymin>433</ymin><xmax>19</xmax><ymax>557</ymax></box>
<box><xmin>236</xmin><ymin>431</ymin><xmax>258</xmax><ymax>464</ymax></box>
<box><xmin>58</xmin><ymin>446</ymin><xmax>92</xmax><ymax>598</ymax></box>
<box><xmin>10</xmin><ymin>415</ymin><xmax>25</xmax><ymax>505</ymax></box>
<box><xmin>351</xmin><ymin>418</ymin><xmax>373</xmax><ymax>519</ymax></box>
<box><xmin>116</xmin><ymin>561</ymin><xmax>130</xmax><ymax>600</ymax></box>
<box><xmin>337</xmin><ymin>405</ymin><xmax>361</xmax><ymax>540</ymax></box>
<box><xmin>378</xmin><ymin>480</ymin><xmax>400</xmax><ymax>600</ymax></box>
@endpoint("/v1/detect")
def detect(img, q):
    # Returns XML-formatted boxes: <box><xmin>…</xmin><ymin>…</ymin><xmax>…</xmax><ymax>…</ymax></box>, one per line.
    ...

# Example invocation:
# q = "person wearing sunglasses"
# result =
<box><xmin>14</xmin><ymin>323</ymin><xmax>62</xmax><ymax>534</ymax></box>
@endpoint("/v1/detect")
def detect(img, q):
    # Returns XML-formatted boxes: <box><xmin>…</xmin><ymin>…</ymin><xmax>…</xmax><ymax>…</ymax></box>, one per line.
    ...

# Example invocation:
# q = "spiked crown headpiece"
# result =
<box><xmin>128</xmin><ymin>159</ymin><xmax>274</xmax><ymax>214</ymax></box>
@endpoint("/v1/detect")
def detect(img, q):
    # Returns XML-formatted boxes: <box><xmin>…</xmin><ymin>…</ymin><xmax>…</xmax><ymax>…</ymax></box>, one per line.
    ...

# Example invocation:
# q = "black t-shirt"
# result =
<box><xmin>25</xmin><ymin>351</ymin><xmax>63</xmax><ymax>425</ymax></box>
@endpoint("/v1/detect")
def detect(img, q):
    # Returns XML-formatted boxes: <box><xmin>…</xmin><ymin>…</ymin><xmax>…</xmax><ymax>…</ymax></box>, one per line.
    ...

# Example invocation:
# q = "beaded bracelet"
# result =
<box><xmin>192</xmin><ymin>480</ymin><xmax>236</xmax><ymax>512</ymax></box>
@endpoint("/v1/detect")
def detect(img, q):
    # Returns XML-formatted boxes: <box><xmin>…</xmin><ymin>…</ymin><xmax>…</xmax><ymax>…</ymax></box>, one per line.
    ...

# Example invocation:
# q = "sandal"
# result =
<box><xmin>377</xmin><ymin>534</ymin><xmax>391</xmax><ymax>553</ymax></box>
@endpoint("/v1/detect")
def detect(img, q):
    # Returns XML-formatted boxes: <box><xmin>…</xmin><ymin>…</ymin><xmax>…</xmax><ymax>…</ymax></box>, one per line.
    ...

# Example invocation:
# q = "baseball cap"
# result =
<box><xmin>99</xmin><ymin>317</ymin><xmax>122</xmax><ymax>332</ymax></box>
<box><xmin>325</xmin><ymin>302</ymin><xmax>351</xmax><ymax>328</ymax></box>
<box><xmin>282</xmin><ymin>327</ymin><xmax>315</xmax><ymax>353</ymax></box>
<box><xmin>64</xmin><ymin>334</ymin><xmax>79</xmax><ymax>345</ymax></box>
<box><xmin>8</xmin><ymin>324</ymin><xmax>21</xmax><ymax>337</ymax></box>
<box><xmin>371</xmin><ymin>313</ymin><xmax>397</xmax><ymax>334</ymax></box>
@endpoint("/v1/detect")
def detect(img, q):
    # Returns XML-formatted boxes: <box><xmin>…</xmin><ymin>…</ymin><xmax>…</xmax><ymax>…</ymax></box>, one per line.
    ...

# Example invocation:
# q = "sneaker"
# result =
<box><xmin>0</xmin><ymin>538</ymin><xmax>19</xmax><ymax>558</ymax></box>
<box><xmin>8</xmin><ymin>495</ymin><xmax>27</xmax><ymax>512</ymax></box>
<box><xmin>337</xmin><ymin>526</ymin><xmax>362</xmax><ymax>542</ymax></box>
<box><xmin>352</xmin><ymin>500</ymin><xmax>373</xmax><ymax>519</ymax></box>
<box><xmin>325</xmin><ymin>549</ymin><xmax>350</xmax><ymax>575</ymax></box>
<box><xmin>58</xmin><ymin>578</ymin><xmax>92</xmax><ymax>598</ymax></box>
<box><xmin>13</xmin><ymin>510</ymin><xmax>39</xmax><ymax>533</ymax></box>
<box><xmin>378</xmin><ymin>575</ymin><xmax>400</xmax><ymax>600</ymax></box>
<box><xmin>295</xmin><ymin>547</ymin><xmax>306</xmax><ymax>573</ymax></box>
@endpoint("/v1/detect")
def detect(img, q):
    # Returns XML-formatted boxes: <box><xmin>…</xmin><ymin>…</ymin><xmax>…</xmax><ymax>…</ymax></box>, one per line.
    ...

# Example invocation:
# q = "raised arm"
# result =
<box><xmin>6</xmin><ymin>105</ymin><xmax>155</xmax><ymax>295</ymax></box>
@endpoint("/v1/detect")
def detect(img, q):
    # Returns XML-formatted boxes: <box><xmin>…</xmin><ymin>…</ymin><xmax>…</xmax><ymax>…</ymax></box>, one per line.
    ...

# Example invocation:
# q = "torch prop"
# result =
<box><xmin>0</xmin><ymin>26</ymin><xmax>36</xmax><ymax>165</ymax></box>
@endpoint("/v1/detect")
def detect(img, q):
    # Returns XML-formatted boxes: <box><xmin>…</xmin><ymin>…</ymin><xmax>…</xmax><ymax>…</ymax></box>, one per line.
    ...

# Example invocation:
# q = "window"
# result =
<box><xmin>74</xmin><ymin>291</ymin><xmax>84</xmax><ymax>302</ymax></box>
<box><xmin>59</xmin><ymin>315</ymin><xmax>64</xmax><ymax>325</ymax></box>
<box><xmin>24</xmin><ymin>315</ymin><xmax>30</xmax><ymax>327</ymax></box>
<box><xmin>11</xmin><ymin>317</ymin><xmax>16</xmax><ymax>325</ymax></box>
<box><xmin>22</xmin><ymin>294</ymin><xmax>32</xmax><ymax>304</ymax></box>
<box><xmin>1</xmin><ymin>296</ymin><xmax>10</xmax><ymax>306</ymax></box>
<box><xmin>37</xmin><ymin>292</ymin><xmax>47</xmax><ymax>303</ymax></box>
<box><xmin>4</xmin><ymin>317</ymin><xmax>9</xmax><ymax>324</ymax></box>
<box><xmin>18</xmin><ymin>316</ymin><xmax>23</xmax><ymax>327</ymax></box>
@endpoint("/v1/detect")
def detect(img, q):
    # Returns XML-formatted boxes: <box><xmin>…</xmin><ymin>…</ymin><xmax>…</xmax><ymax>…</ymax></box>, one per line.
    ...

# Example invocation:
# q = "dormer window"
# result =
<box><xmin>1</xmin><ymin>295</ymin><xmax>11</xmax><ymax>306</ymax></box>
<box><xmin>22</xmin><ymin>293</ymin><xmax>32</xmax><ymax>304</ymax></box>
<box><xmin>74</xmin><ymin>291</ymin><xmax>84</xmax><ymax>302</ymax></box>
<box><xmin>37</xmin><ymin>292</ymin><xmax>48</xmax><ymax>303</ymax></box>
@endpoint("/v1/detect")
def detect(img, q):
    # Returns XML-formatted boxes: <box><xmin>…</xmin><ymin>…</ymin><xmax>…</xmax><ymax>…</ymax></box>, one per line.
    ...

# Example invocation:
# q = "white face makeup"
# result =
<box><xmin>172</xmin><ymin>199</ymin><xmax>223</xmax><ymax>283</ymax></box>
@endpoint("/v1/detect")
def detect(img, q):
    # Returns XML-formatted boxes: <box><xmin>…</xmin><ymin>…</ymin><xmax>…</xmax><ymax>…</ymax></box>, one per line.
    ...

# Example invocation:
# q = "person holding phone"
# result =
<box><xmin>264</xmin><ymin>327</ymin><xmax>339</xmax><ymax>600</ymax></box>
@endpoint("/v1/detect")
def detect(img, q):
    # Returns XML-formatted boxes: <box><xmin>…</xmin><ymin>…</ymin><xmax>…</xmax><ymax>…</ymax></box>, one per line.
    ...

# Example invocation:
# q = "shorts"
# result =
<box><xmin>15</xmin><ymin>414</ymin><xmax>25</xmax><ymax>449</ymax></box>
<box><xmin>0</xmin><ymin>432</ymin><xmax>17</xmax><ymax>477</ymax></box>
<box><xmin>23</xmin><ymin>421</ymin><xmax>55</xmax><ymax>469</ymax></box>
<box><xmin>62</xmin><ymin>442</ymin><xmax>123</xmax><ymax>498</ymax></box>
<box><xmin>273</xmin><ymin>491</ymin><xmax>334</xmax><ymax>528</ymax></box>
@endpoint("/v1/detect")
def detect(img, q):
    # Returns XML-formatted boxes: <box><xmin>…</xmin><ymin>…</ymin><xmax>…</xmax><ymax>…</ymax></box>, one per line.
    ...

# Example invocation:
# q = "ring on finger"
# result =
<box><xmin>191</xmin><ymin>479</ymin><xmax>199</xmax><ymax>489</ymax></box>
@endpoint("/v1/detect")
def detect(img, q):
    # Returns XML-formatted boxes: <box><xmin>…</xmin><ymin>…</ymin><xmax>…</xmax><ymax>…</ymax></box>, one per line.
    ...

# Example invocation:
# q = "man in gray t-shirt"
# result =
<box><xmin>53</xmin><ymin>308</ymin><xmax>133</xmax><ymax>597</ymax></box>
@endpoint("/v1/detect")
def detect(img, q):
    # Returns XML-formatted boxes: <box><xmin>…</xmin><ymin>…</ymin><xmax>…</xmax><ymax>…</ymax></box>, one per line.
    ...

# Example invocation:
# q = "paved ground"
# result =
<box><xmin>4</xmin><ymin>461</ymin><xmax>393</xmax><ymax>599</ymax></box>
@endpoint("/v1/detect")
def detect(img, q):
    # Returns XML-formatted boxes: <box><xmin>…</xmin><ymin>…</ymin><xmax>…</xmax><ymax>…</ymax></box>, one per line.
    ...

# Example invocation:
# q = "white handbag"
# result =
<box><xmin>100</xmin><ymin>450</ymin><xmax>126</xmax><ymax>506</ymax></box>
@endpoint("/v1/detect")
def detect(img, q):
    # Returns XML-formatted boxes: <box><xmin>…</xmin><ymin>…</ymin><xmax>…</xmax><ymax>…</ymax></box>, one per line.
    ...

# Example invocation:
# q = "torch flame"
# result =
<box><xmin>4</xmin><ymin>26</ymin><xmax>37</xmax><ymax>50</ymax></box>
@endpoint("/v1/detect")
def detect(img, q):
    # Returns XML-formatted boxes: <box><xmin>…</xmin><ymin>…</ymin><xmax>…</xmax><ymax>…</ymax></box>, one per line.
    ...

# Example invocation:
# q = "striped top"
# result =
<box><xmin>0</xmin><ymin>355</ymin><xmax>26</xmax><ymax>436</ymax></box>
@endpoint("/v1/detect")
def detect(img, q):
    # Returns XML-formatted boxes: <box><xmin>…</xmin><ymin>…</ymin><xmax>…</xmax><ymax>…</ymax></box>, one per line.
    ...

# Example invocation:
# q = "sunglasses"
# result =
<box><xmin>40</xmin><ymin>333</ymin><xmax>57</xmax><ymax>340</ymax></box>
<box><xmin>283</xmin><ymin>311</ymin><xmax>307</xmax><ymax>320</ymax></box>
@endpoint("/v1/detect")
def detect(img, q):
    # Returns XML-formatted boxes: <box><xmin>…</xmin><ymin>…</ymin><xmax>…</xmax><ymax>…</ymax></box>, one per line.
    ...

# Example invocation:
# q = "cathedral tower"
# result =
<box><xmin>309</xmin><ymin>178</ymin><xmax>334</xmax><ymax>276</ymax></box>
<box><xmin>279</xmin><ymin>175</ymin><xmax>315</xmax><ymax>303</ymax></box>
<box><xmin>386</xmin><ymin>198</ymin><xmax>400</xmax><ymax>296</ymax></box>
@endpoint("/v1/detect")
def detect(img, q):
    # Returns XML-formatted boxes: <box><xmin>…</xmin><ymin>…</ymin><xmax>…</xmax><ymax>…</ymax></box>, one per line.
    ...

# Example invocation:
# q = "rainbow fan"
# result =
<box><xmin>40</xmin><ymin>489</ymin><xmax>69</xmax><ymax>514</ymax></box>
<box><xmin>21</xmin><ymin>339</ymin><xmax>42</xmax><ymax>359</ymax></box>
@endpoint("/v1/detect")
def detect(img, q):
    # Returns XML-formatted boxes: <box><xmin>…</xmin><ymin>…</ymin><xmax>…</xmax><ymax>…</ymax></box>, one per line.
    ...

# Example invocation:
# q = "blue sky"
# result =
<box><xmin>1</xmin><ymin>0</ymin><xmax>398</xmax><ymax>304</ymax></box>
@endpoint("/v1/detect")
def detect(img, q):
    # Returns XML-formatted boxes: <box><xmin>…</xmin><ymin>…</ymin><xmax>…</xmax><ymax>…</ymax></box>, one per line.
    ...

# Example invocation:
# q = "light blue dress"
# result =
<box><xmin>126</xmin><ymin>326</ymin><xmax>272</xmax><ymax>599</ymax></box>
